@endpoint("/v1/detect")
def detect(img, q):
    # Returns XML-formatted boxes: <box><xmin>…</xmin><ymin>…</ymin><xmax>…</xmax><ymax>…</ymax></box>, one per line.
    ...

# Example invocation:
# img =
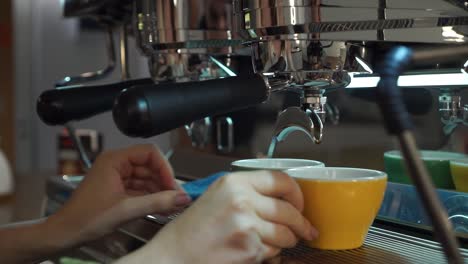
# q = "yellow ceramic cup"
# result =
<box><xmin>285</xmin><ymin>167</ymin><xmax>387</xmax><ymax>250</ymax></box>
<box><xmin>450</xmin><ymin>159</ymin><xmax>468</xmax><ymax>193</ymax></box>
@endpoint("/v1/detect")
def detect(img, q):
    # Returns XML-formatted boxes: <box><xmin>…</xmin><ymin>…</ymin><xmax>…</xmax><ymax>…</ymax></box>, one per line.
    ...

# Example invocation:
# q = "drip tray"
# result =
<box><xmin>144</xmin><ymin>214</ymin><xmax>468</xmax><ymax>263</ymax></box>
<box><xmin>278</xmin><ymin>227</ymin><xmax>468</xmax><ymax>264</ymax></box>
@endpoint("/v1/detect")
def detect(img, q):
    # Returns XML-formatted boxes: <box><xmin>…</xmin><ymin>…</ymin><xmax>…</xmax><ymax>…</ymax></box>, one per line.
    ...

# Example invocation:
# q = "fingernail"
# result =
<box><xmin>175</xmin><ymin>192</ymin><xmax>192</xmax><ymax>206</ymax></box>
<box><xmin>309</xmin><ymin>226</ymin><xmax>319</xmax><ymax>240</ymax></box>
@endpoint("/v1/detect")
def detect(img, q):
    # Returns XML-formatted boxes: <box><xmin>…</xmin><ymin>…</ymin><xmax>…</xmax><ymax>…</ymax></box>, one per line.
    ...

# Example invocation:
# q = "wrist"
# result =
<box><xmin>119</xmin><ymin>233</ymin><xmax>182</xmax><ymax>264</ymax></box>
<box><xmin>139</xmin><ymin>240</ymin><xmax>175</xmax><ymax>263</ymax></box>
<box><xmin>42</xmin><ymin>213</ymin><xmax>82</xmax><ymax>251</ymax></box>
<box><xmin>0</xmin><ymin>218</ymin><xmax>75</xmax><ymax>263</ymax></box>
<box><xmin>115</xmin><ymin>244</ymin><xmax>171</xmax><ymax>263</ymax></box>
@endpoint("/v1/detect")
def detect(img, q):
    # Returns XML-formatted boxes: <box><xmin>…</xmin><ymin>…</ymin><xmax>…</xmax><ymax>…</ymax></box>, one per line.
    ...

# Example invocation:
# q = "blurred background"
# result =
<box><xmin>0</xmin><ymin>0</ymin><xmax>173</xmax><ymax>225</ymax></box>
<box><xmin>0</xmin><ymin>0</ymin><xmax>467</xmax><ymax>231</ymax></box>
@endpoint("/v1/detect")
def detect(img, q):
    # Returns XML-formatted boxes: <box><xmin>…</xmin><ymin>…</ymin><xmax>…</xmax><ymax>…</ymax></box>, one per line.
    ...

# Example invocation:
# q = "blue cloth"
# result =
<box><xmin>182</xmin><ymin>171</ymin><xmax>228</xmax><ymax>199</ymax></box>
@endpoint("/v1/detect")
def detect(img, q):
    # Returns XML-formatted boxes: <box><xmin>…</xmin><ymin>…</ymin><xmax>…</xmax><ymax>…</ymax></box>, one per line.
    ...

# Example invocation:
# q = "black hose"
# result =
<box><xmin>375</xmin><ymin>46</ymin><xmax>463</xmax><ymax>264</ymax></box>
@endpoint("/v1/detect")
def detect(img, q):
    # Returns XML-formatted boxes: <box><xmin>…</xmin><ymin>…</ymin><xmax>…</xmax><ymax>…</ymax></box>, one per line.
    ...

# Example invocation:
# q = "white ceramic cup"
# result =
<box><xmin>231</xmin><ymin>158</ymin><xmax>325</xmax><ymax>171</ymax></box>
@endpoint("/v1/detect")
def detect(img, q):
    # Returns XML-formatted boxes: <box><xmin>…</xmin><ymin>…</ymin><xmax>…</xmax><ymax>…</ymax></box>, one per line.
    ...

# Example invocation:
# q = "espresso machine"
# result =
<box><xmin>39</xmin><ymin>0</ymin><xmax>468</xmax><ymax>263</ymax></box>
<box><xmin>130</xmin><ymin>0</ymin><xmax>251</xmax><ymax>154</ymax></box>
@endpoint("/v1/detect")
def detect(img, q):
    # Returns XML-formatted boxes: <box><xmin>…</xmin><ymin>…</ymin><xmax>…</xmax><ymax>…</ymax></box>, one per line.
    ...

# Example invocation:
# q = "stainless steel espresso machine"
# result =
<box><xmin>39</xmin><ymin>0</ymin><xmax>468</xmax><ymax>263</ymax></box>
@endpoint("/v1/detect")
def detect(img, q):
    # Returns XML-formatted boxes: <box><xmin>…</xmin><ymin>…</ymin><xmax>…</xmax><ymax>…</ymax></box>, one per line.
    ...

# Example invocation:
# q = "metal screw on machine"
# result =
<box><xmin>302</xmin><ymin>87</ymin><xmax>327</xmax><ymax>125</ymax></box>
<box><xmin>325</xmin><ymin>102</ymin><xmax>340</xmax><ymax>125</ymax></box>
<box><xmin>464</xmin><ymin>105</ymin><xmax>468</xmax><ymax>122</ymax></box>
<box><xmin>119</xmin><ymin>24</ymin><xmax>131</xmax><ymax>81</ymax></box>
<box><xmin>439</xmin><ymin>93</ymin><xmax>461</xmax><ymax>120</ymax></box>
<box><xmin>65</xmin><ymin>124</ymin><xmax>92</xmax><ymax>171</ymax></box>
<box><xmin>185</xmin><ymin>117</ymin><xmax>212</xmax><ymax>149</ymax></box>
<box><xmin>216</xmin><ymin>117</ymin><xmax>234</xmax><ymax>153</ymax></box>
<box><xmin>439</xmin><ymin>90</ymin><xmax>468</xmax><ymax>135</ymax></box>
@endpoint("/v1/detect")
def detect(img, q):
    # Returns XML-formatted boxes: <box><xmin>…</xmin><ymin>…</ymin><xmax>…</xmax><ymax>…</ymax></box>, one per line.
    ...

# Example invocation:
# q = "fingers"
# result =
<box><xmin>253</xmin><ymin>193</ymin><xmax>317</xmax><ymax>241</ymax></box>
<box><xmin>112</xmin><ymin>144</ymin><xmax>176</xmax><ymax>190</ymax></box>
<box><xmin>123</xmin><ymin>178</ymin><xmax>160</xmax><ymax>193</ymax></box>
<box><xmin>116</xmin><ymin>190</ymin><xmax>192</xmax><ymax>223</ymax></box>
<box><xmin>125</xmin><ymin>166</ymin><xmax>186</xmax><ymax>194</ymax></box>
<box><xmin>263</xmin><ymin>255</ymin><xmax>283</xmax><ymax>264</ymax></box>
<box><xmin>232</xmin><ymin>171</ymin><xmax>304</xmax><ymax>212</ymax></box>
<box><xmin>131</xmin><ymin>166</ymin><xmax>154</xmax><ymax>178</ymax></box>
<box><xmin>122</xmin><ymin>144</ymin><xmax>161</xmax><ymax>166</ymax></box>
<box><xmin>255</xmin><ymin>220</ymin><xmax>298</xmax><ymax>248</ymax></box>
<box><xmin>216</xmin><ymin>171</ymin><xmax>317</xmax><ymax>260</ymax></box>
<box><xmin>124</xmin><ymin>178</ymin><xmax>146</xmax><ymax>190</ymax></box>
<box><xmin>262</xmin><ymin>245</ymin><xmax>282</xmax><ymax>260</ymax></box>
<box><xmin>146</xmin><ymin>147</ymin><xmax>176</xmax><ymax>190</ymax></box>
<box><xmin>129</xmin><ymin>144</ymin><xmax>175</xmax><ymax>190</ymax></box>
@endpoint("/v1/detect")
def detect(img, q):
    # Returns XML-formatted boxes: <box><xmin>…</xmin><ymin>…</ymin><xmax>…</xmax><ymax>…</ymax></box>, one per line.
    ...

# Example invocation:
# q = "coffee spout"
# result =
<box><xmin>308</xmin><ymin>109</ymin><xmax>323</xmax><ymax>144</ymax></box>
<box><xmin>267</xmin><ymin>107</ymin><xmax>323</xmax><ymax>158</ymax></box>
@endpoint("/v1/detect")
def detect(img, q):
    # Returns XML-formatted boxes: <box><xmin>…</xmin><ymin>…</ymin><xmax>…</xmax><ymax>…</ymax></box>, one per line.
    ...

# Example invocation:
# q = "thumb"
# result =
<box><xmin>118</xmin><ymin>190</ymin><xmax>192</xmax><ymax>222</ymax></box>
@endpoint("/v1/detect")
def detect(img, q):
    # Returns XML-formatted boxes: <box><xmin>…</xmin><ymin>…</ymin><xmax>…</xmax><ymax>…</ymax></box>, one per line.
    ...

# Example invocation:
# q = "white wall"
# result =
<box><xmin>14</xmin><ymin>0</ymin><xmax>170</xmax><ymax>174</ymax></box>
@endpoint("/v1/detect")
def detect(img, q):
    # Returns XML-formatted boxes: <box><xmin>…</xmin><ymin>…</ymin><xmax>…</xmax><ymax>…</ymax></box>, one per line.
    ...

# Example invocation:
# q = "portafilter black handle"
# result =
<box><xmin>112</xmin><ymin>75</ymin><xmax>269</xmax><ymax>138</ymax></box>
<box><xmin>37</xmin><ymin>78</ymin><xmax>153</xmax><ymax>125</ymax></box>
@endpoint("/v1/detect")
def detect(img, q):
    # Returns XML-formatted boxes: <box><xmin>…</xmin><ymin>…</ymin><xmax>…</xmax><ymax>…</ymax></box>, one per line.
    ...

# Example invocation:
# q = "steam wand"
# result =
<box><xmin>64</xmin><ymin>123</ymin><xmax>92</xmax><ymax>171</ymax></box>
<box><xmin>376</xmin><ymin>45</ymin><xmax>468</xmax><ymax>264</ymax></box>
<box><xmin>55</xmin><ymin>26</ymin><xmax>116</xmax><ymax>87</ymax></box>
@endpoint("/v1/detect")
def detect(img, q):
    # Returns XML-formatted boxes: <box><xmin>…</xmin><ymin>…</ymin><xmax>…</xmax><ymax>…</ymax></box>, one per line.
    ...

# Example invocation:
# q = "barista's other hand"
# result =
<box><xmin>121</xmin><ymin>171</ymin><xmax>318</xmax><ymax>264</ymax></box>
<box><xmin>46</xmin><ymin>144</ymin><xmax>191</xmax><ymax>248</ymax></box>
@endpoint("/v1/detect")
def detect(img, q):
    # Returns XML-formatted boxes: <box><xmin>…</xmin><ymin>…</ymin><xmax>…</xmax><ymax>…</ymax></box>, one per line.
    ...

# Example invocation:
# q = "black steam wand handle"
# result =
<box><xmin>376</xmin><ymin>45</ymin><xmax>466</xmax><ymax>264</ymax></box>
<box><xmin>112</xmin><ymin>74</ymin><xmax>269</xmax><ymax>138</ymax></box>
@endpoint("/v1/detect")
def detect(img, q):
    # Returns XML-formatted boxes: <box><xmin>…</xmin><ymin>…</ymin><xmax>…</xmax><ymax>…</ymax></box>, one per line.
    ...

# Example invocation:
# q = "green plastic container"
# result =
<box><xmin>384</xmin><ymin>150</ymin><xmax>467</xmax><ymax>190</ymax></box>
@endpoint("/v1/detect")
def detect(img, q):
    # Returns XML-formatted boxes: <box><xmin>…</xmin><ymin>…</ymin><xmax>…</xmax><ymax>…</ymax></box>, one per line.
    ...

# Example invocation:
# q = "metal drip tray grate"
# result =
<box><xmin>145</xmin><ymin>211</ymin><xmax>183</xmax><ymax>225</ymax></box>
<box><xmin>279</xmin><ymin>227</ymin><xmax>468</xmax><ymax>264</ymax></box>
<box><xmin>143</xmin><ymin>212</ymin><xmax>468</xmax><ymax>263</ymax></box>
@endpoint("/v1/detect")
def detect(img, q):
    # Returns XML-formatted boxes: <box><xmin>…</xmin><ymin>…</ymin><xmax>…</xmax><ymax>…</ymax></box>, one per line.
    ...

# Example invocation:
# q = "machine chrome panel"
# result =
<box><xmin>233</xmin><ymin>0</ymin><xmax>468</xmax><ymax>43</ymax></box>
<box><xmin>134</xmin><ymin>0</ymin><xmax>242</xmax><ymax>54</ymax></box>
<box><xmin>134</xmin><ymin>0</ymin><xmax>250</xmax><ymax>83</ymax></box>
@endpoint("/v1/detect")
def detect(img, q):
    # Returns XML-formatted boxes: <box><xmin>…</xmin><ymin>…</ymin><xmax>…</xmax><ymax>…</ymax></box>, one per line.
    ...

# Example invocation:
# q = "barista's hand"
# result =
<box><xmin>119</xmin><ymin>171</ymin><xmax>318</xmax><ymax>264</ymax></box>
<box><xmin>46</xmin><ymin>144</ymin><xmax>191</xmax><ymax>248</ymax></box>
